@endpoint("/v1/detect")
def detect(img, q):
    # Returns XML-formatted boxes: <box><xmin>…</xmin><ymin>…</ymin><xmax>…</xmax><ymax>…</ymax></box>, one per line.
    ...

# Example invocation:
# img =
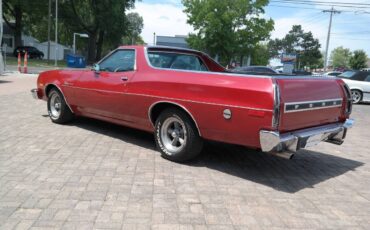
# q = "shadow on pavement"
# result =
<box><xmin>71</xmin><ymin>117</ymin><xmax>156</xmax><ymax>151</ymax></box>
<box><xmin>190</xmin><ymin>142</ymin><xmax>363</xmax><ymax>193</ymax></box>
<box><xmin>70</xmin><ymin>116</ymin><xmax>363</xmax><ymax>194</ymax></box>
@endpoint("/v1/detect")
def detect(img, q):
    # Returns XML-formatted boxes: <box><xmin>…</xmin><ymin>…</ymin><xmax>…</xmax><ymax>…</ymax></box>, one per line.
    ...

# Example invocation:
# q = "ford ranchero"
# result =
<box><xmin>31</xmin><ymin>46</ymin><xmax>354</xmax><ymax>162</ymax></box>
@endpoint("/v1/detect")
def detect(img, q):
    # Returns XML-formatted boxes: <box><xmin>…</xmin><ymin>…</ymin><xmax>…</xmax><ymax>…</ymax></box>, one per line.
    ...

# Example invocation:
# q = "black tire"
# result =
<box><xmin>154</xmin><ymin>108</ymin><xmax>203</xmax><ymax>162</ymax></box>
<box><xmin>47</xmin><ymin>88</ymin><xmax>74</xmax><ymax>124</ymax></box>
<box><xmin>351</xmin><ymin>89</ymin><xmax>362</xmax><ymax>104</ymax></box>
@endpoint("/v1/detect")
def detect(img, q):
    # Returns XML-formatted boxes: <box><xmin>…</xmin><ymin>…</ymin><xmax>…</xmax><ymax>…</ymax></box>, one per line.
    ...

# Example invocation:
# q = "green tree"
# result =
<box><xmin>330</xmin><ymin>46</ymin><xmax>351</xmax><ymax>69</ymax></box>
<box><xmin>251</xmin><ymin>44</ymin><xmax>270</xmax><ymax>66</ymax></box>
<box><xmin>267</xmin><ymin>25</ymin><xmax>322</xmax><ymax>69</ymax></box>
<box><xmin>182</xmin><ymin>0</ymin><xmax>274</xmax><ymax>66</ymax></box>
<box><xmin>349</xmin><ymin>50</ymin><xmax>368</xmax><ymax>70</ymax></box>
<box><xmin>122</xmin><ymin>12</ymin><xmax>144</xmax><ymax>45</ymax></box>
<box><xmin>3</xmin><ymin>0</ymin><xmax>47</xmax><ymax>47</ymax></box>
<box><xmin>60</xmin><ymin>0</ymin><xmax>135</xmax><ymax>62</ymax></box>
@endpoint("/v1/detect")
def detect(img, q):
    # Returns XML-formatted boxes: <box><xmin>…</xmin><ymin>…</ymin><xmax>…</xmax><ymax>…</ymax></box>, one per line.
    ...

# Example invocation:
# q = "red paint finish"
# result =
<box><xmin>35</xmin><ymin>45</ymin><xmax>350</xmax><ymax>149</ymax></box>
<box><xmin>276</xmin><ymin>78</ymin><xmax>346</xmax><ymax>132</ymax></box>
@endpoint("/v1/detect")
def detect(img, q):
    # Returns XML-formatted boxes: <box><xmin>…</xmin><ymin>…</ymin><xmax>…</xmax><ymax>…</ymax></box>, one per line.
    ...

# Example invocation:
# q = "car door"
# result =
<box><xmin>361</xmin><ymin>74</ymin><xmax>370</xmax><ymax>101</ymax></box>
<box><xmin>363</xmin><ymin>74</ymin><xmax>370</xmax><ymax>91</ymax></box>
<box><xmin>73</xmin><ymin>49</ymin><xmax>136</xmax><ymax>121</ymax></box>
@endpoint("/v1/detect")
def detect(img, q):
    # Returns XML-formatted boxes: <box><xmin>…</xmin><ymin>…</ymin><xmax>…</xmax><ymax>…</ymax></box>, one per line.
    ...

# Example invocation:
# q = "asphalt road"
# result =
<box><xmin>0</xmin><ymin>74</ymin><xmax>370</xmax><ymax>229</ymax></box>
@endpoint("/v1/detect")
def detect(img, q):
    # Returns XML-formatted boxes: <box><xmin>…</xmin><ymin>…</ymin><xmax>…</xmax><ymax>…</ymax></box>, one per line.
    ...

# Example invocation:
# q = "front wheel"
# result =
<box><xmin>154</xmin><ymin>108</ymin><xmax>203</xmax><ymax>162</ymax></box>
<box><xmin>47</xmin><ymin>89</ymin><xmax>74</xmax><ymax>124</ymax></box>
<box><xmin>351</xmin><ymin>90</ymin><xmax>362</xmax><ymax>104</ymax></box>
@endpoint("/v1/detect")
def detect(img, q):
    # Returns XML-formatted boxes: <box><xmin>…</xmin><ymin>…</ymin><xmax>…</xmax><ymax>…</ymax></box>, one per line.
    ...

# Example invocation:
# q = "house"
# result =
<box><xmin>2</xmin><ymin>22</ymin><xmax>71</xmax><ymax>60</ymax></box>
<box><xmin>156</xmin><ymin>35</ymin><xmax>189</xmax><ymax>48</ymax></box>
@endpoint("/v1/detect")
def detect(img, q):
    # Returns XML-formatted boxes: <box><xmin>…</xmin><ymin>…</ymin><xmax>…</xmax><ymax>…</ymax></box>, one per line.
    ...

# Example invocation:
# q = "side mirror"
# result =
<box><xmin>92</xmin><ymin>63</ymin><xmax>100</xmax><ymax>73</ymax></box>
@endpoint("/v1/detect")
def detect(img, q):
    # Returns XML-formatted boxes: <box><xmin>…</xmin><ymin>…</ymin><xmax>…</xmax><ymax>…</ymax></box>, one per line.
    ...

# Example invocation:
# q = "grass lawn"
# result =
<box><xmin>4</xmin><ymin>56</ymin><xmax>67</xmax><ymax>68</ymax></box>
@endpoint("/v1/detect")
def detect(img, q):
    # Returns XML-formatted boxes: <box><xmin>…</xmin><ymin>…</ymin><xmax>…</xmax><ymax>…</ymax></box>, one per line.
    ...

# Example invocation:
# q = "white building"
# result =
<box><xmin>2</xmin><ymin>22</ymin><xmax>71</xmax><ymax>60</ymax></box>
<box><xmin>36</xmin><ymin>41</ymin><xmax>70</xmax><ymax>61</ymax></box>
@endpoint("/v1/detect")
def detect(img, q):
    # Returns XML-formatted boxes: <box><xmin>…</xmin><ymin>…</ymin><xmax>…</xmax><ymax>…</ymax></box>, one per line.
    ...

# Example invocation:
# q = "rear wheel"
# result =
<box><xmin>47</xmin><ymin>89</ymin><xmax>74</xmax><ymax>123</ymax></box>
<box><xmin>154</xmin><ymin>108</ymin><xmax>203</xmax><ymax>162</ymax></box>
<box><xmin>351</xmin><ymin>90</ymin><xmax>362</xmax><ymax>104</ymax></box>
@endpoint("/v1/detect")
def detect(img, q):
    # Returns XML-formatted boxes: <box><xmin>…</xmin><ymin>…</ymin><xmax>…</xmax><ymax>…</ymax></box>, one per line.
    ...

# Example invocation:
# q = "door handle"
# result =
<box><xmin>121</xmin><ymin>76</ymin><xmax>128</xmax><ymax>81</ymax></box>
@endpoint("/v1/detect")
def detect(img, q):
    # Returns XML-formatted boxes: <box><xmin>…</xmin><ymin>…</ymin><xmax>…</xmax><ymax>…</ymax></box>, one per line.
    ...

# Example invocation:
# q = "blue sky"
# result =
<box><xmin>130</xmin><ymin>0</ymin><xmax>370</xmax><ymax>56</ymax></box>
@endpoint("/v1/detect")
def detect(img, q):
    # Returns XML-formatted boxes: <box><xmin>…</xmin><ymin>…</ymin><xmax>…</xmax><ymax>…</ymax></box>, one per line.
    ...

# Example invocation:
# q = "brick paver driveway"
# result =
<box><xmin>1</xmin><ymin>75</ymin><xmax>370</xmax><ymax>229</ymax></box>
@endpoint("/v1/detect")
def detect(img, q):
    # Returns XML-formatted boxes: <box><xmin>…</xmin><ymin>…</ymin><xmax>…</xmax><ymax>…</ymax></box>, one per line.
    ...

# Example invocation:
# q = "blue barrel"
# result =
<box><xmin>66</xmin><ymin>54</ymin><xmax>86</xmax><ymax>68</ymax></box>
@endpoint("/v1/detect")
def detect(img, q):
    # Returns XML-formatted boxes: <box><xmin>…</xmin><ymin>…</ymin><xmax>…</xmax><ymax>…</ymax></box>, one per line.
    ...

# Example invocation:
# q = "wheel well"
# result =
<box><xmin>149</xmin><ymin>102</ymin><xmax>201</xmax><ymax>136</ymax></box>
<box><xmin>45</xmin><ymin>85</ymin><xmax>58</xmax><ymax>97</ymax></box>
<box><xmin>351</xmin><ymin>89</ymin><xmax>362</xmax><ymax>93</ymax></box>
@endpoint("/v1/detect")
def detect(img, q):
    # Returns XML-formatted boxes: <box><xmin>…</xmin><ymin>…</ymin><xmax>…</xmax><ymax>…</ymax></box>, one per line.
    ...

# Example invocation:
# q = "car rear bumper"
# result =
<box><xmin>259</xmin><ymin>119</ymin><xmax>354</xmax><ymax>157</ymax></box>
<box><xmin>31</xmin><ymin>88</ymin><xmax>39</xmax><ymax>99</ymax></box>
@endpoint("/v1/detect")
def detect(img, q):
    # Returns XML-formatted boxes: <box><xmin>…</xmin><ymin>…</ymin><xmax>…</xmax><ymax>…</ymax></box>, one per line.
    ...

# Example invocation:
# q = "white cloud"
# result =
<box><xmin>269</xmin><ymin>0</ymin><xmax>370</xmax><ymax>55</ymax></box>
<box><xmin>270</xmin><ymin>11</ymin><xmax>370</xmax><ymax>55</ymax></box>
<box><xmin>130</xmin><ymin>1</ymin><xmax>370</xmax><ymax>56</ymax></box>
<box><xmin>129</xmin><ymin>2</ymin><xmax>193</xmax><ymax>45</ymax></box>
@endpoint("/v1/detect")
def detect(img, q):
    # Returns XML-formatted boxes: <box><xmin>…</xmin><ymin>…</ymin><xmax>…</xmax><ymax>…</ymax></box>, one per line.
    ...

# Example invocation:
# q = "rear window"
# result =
<box><xmin>148</xmin><ymin>51</ymin><xmax>208</xmax><ymax>71</ymax></box>
<box><xmin>338</xmin><ymin>71</ymin><xmax>356</xmax><ymax>78</ymax></box>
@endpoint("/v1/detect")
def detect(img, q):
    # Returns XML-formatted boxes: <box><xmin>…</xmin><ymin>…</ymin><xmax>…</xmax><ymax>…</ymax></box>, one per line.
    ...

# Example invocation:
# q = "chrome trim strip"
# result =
<box><xmin>45</xmin><ymin>84</ymin><xmax>74</xmax><ymax>113</ymax></box>
<box><xmin>63</xmin><ymin>85</ymin><xmax>273</xmax><ymax>112</ymax></box>
<box><xmin>342</xmin><ymin>83</ymin><xmax>352</xmax><ymax>115</ymax></box>
<box><xmin>147</xmin><ymin>45</ymin><xmax>202</xmax><ymax>54</ymax></box>
<box><xmin>284</xmin><ymin>98</ymin><xmax>343</xmax><ymax>113</ymax></box>
<box><xmin>148</xmin><ymin>101</ymin><xmax>202</xmax><ymax>136</ymax></box>
<box><xmin>143</xmin><ymin>47</ymin><xmax>272</xmax><ymax>79</ymax></box>
<box><xmin>272</xmin><ymin>80</ymin><xmax>280</xmax><ymax>129</ymax></box>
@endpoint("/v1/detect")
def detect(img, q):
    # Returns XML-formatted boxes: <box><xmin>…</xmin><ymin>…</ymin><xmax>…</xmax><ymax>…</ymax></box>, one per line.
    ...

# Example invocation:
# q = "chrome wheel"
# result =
<box><xmin>49</xmin><ymin>92</ymin><xmax>62</xmax><ymax>119</ymax></box>
<box><xmin>160</xmin><ymin>117</ymin><xmax>187</xmax><ymax>154</ymax></box>
<box><xmin>351</xmin><ymin>90</ymin><xmax>362</xmax><ymax>104</ymax></box>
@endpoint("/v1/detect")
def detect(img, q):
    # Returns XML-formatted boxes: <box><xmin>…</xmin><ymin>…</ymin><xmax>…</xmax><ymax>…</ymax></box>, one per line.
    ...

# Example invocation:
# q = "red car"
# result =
<box><xmin>31</xmin><ymin>45</ymin><xmax>354</xmax><ymax>162</ymax></box>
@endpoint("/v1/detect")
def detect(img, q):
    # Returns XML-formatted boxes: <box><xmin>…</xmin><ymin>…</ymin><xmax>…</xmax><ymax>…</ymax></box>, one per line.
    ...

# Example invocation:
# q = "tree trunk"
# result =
<box><xmin>14</xmin><ymin>6</ymin><xmax>23</xmax><ymax>47</ymax></box>
<box><xmin>87</xmin><ymin>33</ymin><xmax>97</xmax><ymax>64</ymax></box>
<box><xmin>96</xmin><ymin>30</ymin><xmax>105</xmax><ymax>61</ymax></box>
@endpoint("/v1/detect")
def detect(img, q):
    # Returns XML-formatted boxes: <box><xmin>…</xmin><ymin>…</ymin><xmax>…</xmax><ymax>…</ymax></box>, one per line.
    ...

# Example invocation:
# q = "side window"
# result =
<box><xmin>365</xmin><ymin>75</ymin><xmax>370</xmax><ymax>82</ymax></box>
<box><xmin>99</xmin><ymin>50</ymin><xmax>135</xmax><ymax>72</ymax></box>
<box><xmin>242</xmin><ymin>67</ymin><xmax>253</xmax><ymax>72</ymax></box>
<box><xmin>170</xmin><ymin>54</ymin><xmax>207</xmax><ymax>71</ymax></box>
<box><xmin>148</xmin><ymin>51</ymin><xmax>208</xmax><ymax>71</ymax></box>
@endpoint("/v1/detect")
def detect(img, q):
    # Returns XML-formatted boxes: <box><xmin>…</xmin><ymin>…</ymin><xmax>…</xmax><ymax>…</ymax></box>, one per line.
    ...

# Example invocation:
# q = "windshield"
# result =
<box><xmin>338</xmin><ymin>71</ymin><xmax>356</xmax><ymax>78</ymax></box>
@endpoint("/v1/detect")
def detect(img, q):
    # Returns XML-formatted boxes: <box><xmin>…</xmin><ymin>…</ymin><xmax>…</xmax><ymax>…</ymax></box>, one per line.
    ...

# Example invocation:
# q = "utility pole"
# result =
<box><xmin>0</xmin><ymin>0</ymin><xmax>4</xmax><ymax>74</ymax></box>
<box><xmin>55</xmin><ymin>0</ymin><xmax>58</xmax><ymax>66</ymax></box>
<box><xmin>323</xmin><ymin>7</ymin><xmax>340</xmax><ymax>71</ymax></box>
<box><xmin>47</xmin><ymin>0</ymin><xmax>52</xmax><ymax>63</ymax></box>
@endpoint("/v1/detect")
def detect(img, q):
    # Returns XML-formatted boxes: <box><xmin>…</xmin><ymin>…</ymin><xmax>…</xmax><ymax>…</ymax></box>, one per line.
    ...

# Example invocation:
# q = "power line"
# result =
<box><xmin>332</xmin><ymin>30</ymin><xmax>370</xmax><ymax>34</ymax></box>
<box><xmin>268</xmin><ymin>4</ymin><xmax>370</xmax><ymax>14</ymax></box>
<box><xmin>271</xmin><ymin>0</ymin><xmax>370</xmax><ymax>9</ymax></box>
<box><xmin>268</xmin><ymin>4</ymin><xmax>320</xmax><ymax>11</ymax></box>
<box><xmin>303</xmin><ymin>13</ymin><xmax>328</xmax><ymax>24</ymax></box>
<box><xmin>273</xmin><ymin>0</ymin><xmax>370</xmax><ymax>7</ymax></box>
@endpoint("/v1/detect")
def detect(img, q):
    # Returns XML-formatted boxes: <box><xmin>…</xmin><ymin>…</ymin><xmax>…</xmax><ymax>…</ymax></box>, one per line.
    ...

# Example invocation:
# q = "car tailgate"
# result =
<box><xmin>275</xmin><ymin>77</ymin><xmax>347</xmax><ymax>132</ymax></box>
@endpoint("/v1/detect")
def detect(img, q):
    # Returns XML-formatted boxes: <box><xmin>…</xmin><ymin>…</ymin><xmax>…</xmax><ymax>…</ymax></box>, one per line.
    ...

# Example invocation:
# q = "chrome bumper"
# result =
<box><xmin>260</xmin><ymin>119</ymin><xmax>354</xmax><ymax>156</ymax></box>
<box><xmin>31</xmin><ymin>88</ymin><xmax>38</xmax><ymax>99</ymax></box>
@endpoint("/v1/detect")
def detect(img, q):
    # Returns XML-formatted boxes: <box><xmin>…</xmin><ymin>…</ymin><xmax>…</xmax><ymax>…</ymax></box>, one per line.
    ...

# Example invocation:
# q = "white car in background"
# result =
<box><xmin>338</xmin><ymin>71</ymin><xmax>370</xmax><ymax>104</ymax></box>
<box><xmin>324</xmin><ymin>71</ymin><xmax>343</xmax><ymax>77</ymax></box>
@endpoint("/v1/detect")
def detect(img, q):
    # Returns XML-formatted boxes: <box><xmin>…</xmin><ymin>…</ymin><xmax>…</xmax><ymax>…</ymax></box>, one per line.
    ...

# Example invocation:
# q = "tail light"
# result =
<box><xmin>272</xmin><ymin>81</ymin><xmax>280</xmax><ymax>129</ymax></box>
<box><xmin>342</xmin><ymin>83</ymin><xmax>352</xmax><ymax>115</ymax></box>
